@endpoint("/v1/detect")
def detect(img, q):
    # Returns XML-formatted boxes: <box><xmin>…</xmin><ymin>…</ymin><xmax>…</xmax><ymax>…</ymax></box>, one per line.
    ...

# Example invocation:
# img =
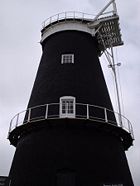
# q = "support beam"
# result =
<box><xmin>90</xmin><ymin>0</ymin><xmax>117</xmax><ymax>23</ymax></box>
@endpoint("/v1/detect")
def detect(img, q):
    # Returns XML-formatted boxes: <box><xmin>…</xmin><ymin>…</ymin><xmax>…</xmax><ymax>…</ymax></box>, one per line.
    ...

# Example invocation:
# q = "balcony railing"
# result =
<box><xmin>8</xmin><ymin>103</ymin><xmax>134</xmax><ymax>140</ymax></box>
<box><xmin>42</xmin><ymin>11</ymin><xmax>96</xmax><ymax>29</ymax></box>
<box><xmin>41</xmin><ymin>11</ymin><xmax>123</xmax><ymax>52</ymax></box>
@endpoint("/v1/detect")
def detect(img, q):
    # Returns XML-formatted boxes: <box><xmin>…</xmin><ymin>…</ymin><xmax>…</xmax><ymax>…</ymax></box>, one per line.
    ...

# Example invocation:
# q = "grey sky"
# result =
<box><xmin>0</xmin><ymin>0</ymin><xmax>140</xmax><ymax>185</ymax></box>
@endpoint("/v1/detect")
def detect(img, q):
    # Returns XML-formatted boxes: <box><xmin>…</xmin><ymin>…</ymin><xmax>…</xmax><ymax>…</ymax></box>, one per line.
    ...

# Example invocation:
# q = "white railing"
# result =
<box><xmin>42</xmin><ymin>11</ymin><xmax>96</xmax><ymax>29</ymax></box>
<box><xmin>8</xmin><ymin>103</ymin><xmax>134</xmax><ymax>139</ymax></box>
<box><xmin>41</xmin><ymin>8</ymin><xmax>118</xmax><ymax>29</ymax></box>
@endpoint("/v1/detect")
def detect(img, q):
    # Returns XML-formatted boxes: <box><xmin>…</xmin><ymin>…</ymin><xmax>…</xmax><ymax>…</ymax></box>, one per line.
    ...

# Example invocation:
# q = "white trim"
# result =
<box><xmin>40</xmin><ymin>21</ymin><xmax>95</xmax><ymax>43</ymax></box>
<box><xmin>60</xmin><ymin>96</ymin><xmax>76</xmax><ymax>118</ymax></box>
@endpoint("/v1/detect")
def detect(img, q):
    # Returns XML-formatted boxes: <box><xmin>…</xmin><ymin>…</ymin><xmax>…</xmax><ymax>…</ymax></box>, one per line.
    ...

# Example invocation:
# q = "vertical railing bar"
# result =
<box><xmin>8</xmin><ymin>120</ymin><xmax>12</xmax><ymax>138</ymax></box>
<box><xmin>57</xmin><ymin>14</ymin><xmax>59</xmax><ymax>22</ymax></box>
<box><xmin>65</xmin><ymin>12</ymin><xmax>67</xmax><ymax>21</ymax></box>
<box><xmin>50</xmin><ymin>17</ymin><xmax>52</xmax><ymax>24</ymax></box>
<box><xmin>9</xmin><ymin>179</ymin><xmax>11</xmax><ymax>186</ymax></box>
<box><xmin>61</xmin><ymin>12</ymin><xmax>63</xmax><ymax>20</ymax></box>
<box><xmin>58</xmin><ymin>13</ymin><xmax>60</xmax><ymax>21</ymax></box>
<box><xmin>128</xmin><ymin>120</ymin><xmax>131</xmax><ymax>133</ymax></box>
<box><xmin>121</xmin><ymin>116</ymin><xmax>124</xmax><ymax>129</ymax></box>
<box><xmin>82</xmin><ymin>13</ymin><xmax>84</xmax><ymax>21</ymax></box>
<box><xmin>16</xmin><ymin>113</ymin><xmax>19</xmax><ymax>128</ymax></box>
<box><xmin>28</xmin><ymin>108</ymin><xmax>31</xmax><ymax>122</ymax></box>
<box><xmin>10</xmin><ymin>120</ymin><xmax>13</xmax><ymax>132</ymax></box>
<box><xmin>131</xmin><ymin>124</ymin><xmax>134</xmax><ymax>139</ymax></box>
<box><xmin>131</xmin><ymin>123</ymin><xmax>133</xmax><ymax>137</ymax></box>
<box><xmin>45</xmin><ymin>104</ymin><xmax>48</xmax><ymax>119</ymax></box>
<box><xmin>128</xmin><ymin>120</ymin><xmax>133</xmax><ymax>139</ymax></box>
<box><xmin>42</xmin><ymin>21</ymin><xmax>45</xmax><ymax>28</ymax></box>
<box><xmin>74</xmin><ymin>11</ymin><xmax>75</xmax><ymax>19</ymax></box>
<box><xmin>87</xmin><ymin>104</ymin><xmax>89</xmax><ymax>119</ymax></box>
<box><xmin>104</xmin><ymin>108</ymin><xmax>108</xmax><ymax>122</ymax></box>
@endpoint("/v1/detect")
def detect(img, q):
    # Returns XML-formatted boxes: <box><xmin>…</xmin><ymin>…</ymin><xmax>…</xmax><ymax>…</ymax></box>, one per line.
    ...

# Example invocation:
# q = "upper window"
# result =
<box><xmin>61</xmin><ymin>54</ymin><xmax>74</xmax><ymax>64</ymax></box>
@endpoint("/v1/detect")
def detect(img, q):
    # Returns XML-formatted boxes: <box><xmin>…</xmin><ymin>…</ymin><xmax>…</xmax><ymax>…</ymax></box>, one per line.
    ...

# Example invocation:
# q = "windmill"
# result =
<box><xmin>8</xmin><ymin>1</ymin><xmax>134</xmax><ymax>186</ymax></box>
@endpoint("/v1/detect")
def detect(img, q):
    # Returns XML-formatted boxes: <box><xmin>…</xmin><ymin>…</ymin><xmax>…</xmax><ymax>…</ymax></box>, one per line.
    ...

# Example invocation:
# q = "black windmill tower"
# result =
<box><xmin>8</xmin><ymin>1</ymin><xmax>134</xmax><ymax>186</ymax></box>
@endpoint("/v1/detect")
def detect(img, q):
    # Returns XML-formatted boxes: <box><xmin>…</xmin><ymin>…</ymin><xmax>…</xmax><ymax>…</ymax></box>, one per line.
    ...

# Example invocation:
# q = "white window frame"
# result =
<box><xmin>60</xmin><ymin>96</ymin><xmax>76</xmax><ymax>118</ymax></box>
<box><xmin>61</xmin><ymin>54</ymin><xmax>74</xmax><ymax>64</ymax></box>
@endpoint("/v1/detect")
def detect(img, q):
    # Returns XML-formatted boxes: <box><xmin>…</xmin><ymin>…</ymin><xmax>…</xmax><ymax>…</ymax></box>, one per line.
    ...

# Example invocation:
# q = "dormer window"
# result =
<box><xmin>61</xmin><ymin>54</ymin><xmax>74</xmax><ymax>64</ymax></box>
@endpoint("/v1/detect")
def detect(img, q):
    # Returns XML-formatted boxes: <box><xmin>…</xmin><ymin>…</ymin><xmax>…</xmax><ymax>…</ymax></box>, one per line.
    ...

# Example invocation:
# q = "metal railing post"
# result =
<box><xmin>104</xmin><ymin>108</ymin><xmax>108</xmax><ymax>122</ymax></box>
<box><xmin>50</xmin><ymin>17</ymin><xmax>52</xmax><ymax>24</ymax></box>
<box><xmin>42</xmin><ymin>21</ymin><xmax>45</xmax><ymax>28</ymax></box>
<box><xmin>45</xmin><ymin>104</ymin><xmax>48</xmax><ymax>119</ymax></box>
<box><xmin>74</xmin><ymin>11</ymin><xmax>75</xmax><ymax>19</ymax></box>
<box><xmin>9</xmin><ymin>179</ymin><xmax>11</xmax><ymax>186</ymax></box>
<box><xmin>8</xmin><ymin>120</ymin><xmax>12</xmax><ymax>137</ymax></box>
<box><xmin>28</xmin><ymin>108</ymin><xmax>31</xmax><ymax>122</ymax></box>
<box><xmin>128</xmin><ymin>120</ymin><xmax>131</xmax><ymax>133</ymax></box>
<box><xmin>16</xmin><ymin>113</ymin><xmax>19</xmax><ymax>127</ymax></box>
<box><xmin>87</xmin><ymin>104</ymin><xmax>89</xmax><ymax>119</ymax></box>
<box><xmin>131</xmin><ymin>125</ymin><xmax>134</xmax><ymax>139</ymax></box>
<box><xmin>57</xmin><ymin>14</ymin><xmax>59</xmax><ymax>22</ymax></box>
<box><xmin>82</xmin><ymin>13</ymin><xmax>84</xmax><ymax>21</ymax></box>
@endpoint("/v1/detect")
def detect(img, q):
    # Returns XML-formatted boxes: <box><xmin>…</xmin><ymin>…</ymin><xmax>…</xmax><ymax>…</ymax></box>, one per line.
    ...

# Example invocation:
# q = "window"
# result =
<box><xmin>60</xmin><ymin>96</ymin><xmax>76</xmax><ymax>118</ymax></box>
<box><xmin>61</xmin><ymin>54</ymin><xmax>74</xmax><ymax>64</ymax></box>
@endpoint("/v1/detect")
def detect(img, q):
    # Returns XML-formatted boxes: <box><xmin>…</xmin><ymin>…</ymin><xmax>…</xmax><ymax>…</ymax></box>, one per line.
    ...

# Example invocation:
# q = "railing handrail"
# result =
<box><xmin>8</xmin><ymin>102</ymin><xmax>134</xmax><ymax>140</ymax></box>
<box><xmin>41</xmin><ymin>10</ymin><xmax>118</xmax><ymax>29</ymax></box>
<box><xmin>42</xmin><ymin>11</ymin><xmax>96</xmax><ymax>29</ymax></box>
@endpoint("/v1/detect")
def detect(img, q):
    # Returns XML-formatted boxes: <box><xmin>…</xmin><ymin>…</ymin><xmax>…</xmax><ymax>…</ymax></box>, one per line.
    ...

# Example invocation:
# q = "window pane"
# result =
<box><xmin>61</xmin><ymin>54</ymin><xmax>74</xmax><ymax>64</ymax></box>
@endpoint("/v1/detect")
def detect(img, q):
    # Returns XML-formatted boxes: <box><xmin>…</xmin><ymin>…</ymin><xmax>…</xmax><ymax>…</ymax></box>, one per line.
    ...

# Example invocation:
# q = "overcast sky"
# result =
<box><xmin>0</xmin><ymin>0</ymin><xmax>140</xmax><ymax>185</ymax></box>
